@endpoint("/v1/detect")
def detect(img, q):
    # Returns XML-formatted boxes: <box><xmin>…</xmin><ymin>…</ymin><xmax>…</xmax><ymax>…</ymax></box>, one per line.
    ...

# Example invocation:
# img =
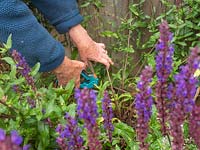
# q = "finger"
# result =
<box><xmin>101</xmin><ymin>50</ymin><xmax>107</xmax><ymax>54</ymax></box>
<box><xmin>76</xmin><ymin>59</ymin><xmax>87</xmax><ymax>69</ymax></box>
<box><xmin>97</xmin><ymin>57</ymin><xmax>110</xmax><ymax>69</ymax></box>
<box><xmin>102</xmin><ymin>49</ymin><xmax>107</xmax><ymax>54</ymax></box>
<box><xmin>98</xmin><ymin>43</ymin><xmax>106</xmax><ymax>49</ymax></box>
<box><xmin>83</xmin><ymin>60</ymin><xmax>88</xmax><ymax>68</ymax></box>
<box><xmin>107</xmin><ymin>56</ymin><xmax>114</xmax><ymax>65</ymax></box>
<box><xmin>97</xmin><ymin>45</ymin><xmax>107</xmax><ymax>55</ymax></box>
<box><xmin>101</xmin><ymin>53</ymin><xmax>114</xmax><ymax>65</ymax></box>
<box><xmin>79</xmin><ymin>61</ymin><xmax>87</xmax><ymax>70</ymax></box>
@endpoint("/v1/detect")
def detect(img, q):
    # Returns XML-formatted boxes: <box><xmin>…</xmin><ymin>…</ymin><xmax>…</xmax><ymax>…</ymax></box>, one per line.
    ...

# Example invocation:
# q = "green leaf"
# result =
<box><xmin>31</xmin><ymin>62</ymin><xmax>40</xmax><ymax>76</ymax></box>
<box><xmin>196</xmin><ymin>33</ymin><xmax>200</xmax><ymax>37</ymax></box>
<box><xmin>65</xmin><ymin>103</ymin><xmax>77</xmax><ymax>117</ymax></box>
<box><xmin>80</xmin><ymin>2</ymin><xmax>90</xmax><ymax>8</ymax></box>
<box><xmin>113</xmin><ymin>122</ymin><xmax>138</xmax><ymax>149</ymax></box>
<box><xmin>194</xmin><ymin>69</ymin><xmax>200</xmax><ymax>77</ymax></box>
<box><xmin>115</xmin><ymin>145</ymin><xmax>121</xmax><ymax>150</ymax></box>
<box><xmin>0</xmin><ymin>74</ymin><xmax>10</xmax><ymax>80</ymax></box>
<box><xmin>45</xmin><ymin>99</ymin><xmax>56</xmax><ymax>116</ymax></box>
<box><xmin>9</xmin><ymin>78</ymin><xmax>25</xmax><ymax>85</ymax></box>
<box><xmin>176</xmin><ymin>41</ymin><xmax>187</xmax><ymax>46</ymax></box>
<box><xmin>64</xmin><ymin>80</ymin><xmax>75</xmax><ymax>100</ymax></box>
<box><xmin>2</xmin><ymin>57</ymin><xmax>15</xmax><ymax>65</ymax></box>
<box><xmin>0</xmin><ymin>47</ymin><xmax>7</xmax><ymax>54</ymax></box>
<box><xmin>10</xmin><ymin>64</ymin><xmax>17</xmax><ymax>79</ymax></box>
<box><xmin>0</xmin><ymin>87</ymin><xmax>4</xmax><ymax>100</ymax></box>
<box><xmin>37</xmin><ymin>121</ymin><xmax>50</xmax><ymax>149</ymax></box>
<box><xmin>6</xmin><ymin>34</ymin><xmax>12</xmax><ymax>49</ymax></box>
<box><xmin>129</xmin><ymin>4</ymin><xmax>139</xmax><ymax>16</ymax></box>
<box><xmin>100</xmin><ymin>31</ymin><xmax>119</xmax><ymax>38</ymax></box>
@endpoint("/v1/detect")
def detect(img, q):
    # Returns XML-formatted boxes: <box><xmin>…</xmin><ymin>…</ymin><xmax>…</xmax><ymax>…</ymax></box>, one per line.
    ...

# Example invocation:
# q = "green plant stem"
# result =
<box><xmin>106</xmin><ymin>68</ymin><xmax>114</xmax><ymax>94</ymax></box>
<box><xmin>106</xmin><ymin>68</ymin><xmax>122</xmax><ymax>118</ymax></box>
<box><xmin>0</xmin><ymin>113</ymin><xmax>15</xmax><ymax>119</ymax></box>
<box><xmin>122</xmin><ymin>12</ymin><xmax>132</xmax><ymax>89</ymax></box>
<box><xmin>167</xmin><ymin>133</ymin><xmax>172</xmax><ymax>147</ymax></box>
<box><xmin>0</xmin><ymin>100</ymin><xmax>17</xmax><ymax>113</ymax></box>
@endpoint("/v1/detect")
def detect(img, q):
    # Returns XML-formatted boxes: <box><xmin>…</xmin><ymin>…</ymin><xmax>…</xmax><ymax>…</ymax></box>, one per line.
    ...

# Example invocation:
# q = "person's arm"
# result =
<box><xmin>0</xmin><ymin>0</ymin><xmax>65</xmax><ymax>72</ymax></box>
<box><xmin>30</xmin><ymin>0</ymin><xmax>83</xmax><ymax>34</ymax></box>
<box><xmin>69</xmin><ymin>24</ymin><xmax>114</xmax><ymax>68</ymax></box>
<box><xmin>30</xmin><ymin>0</ymin><xmax>113</xmax><ymax>68</ymax></box>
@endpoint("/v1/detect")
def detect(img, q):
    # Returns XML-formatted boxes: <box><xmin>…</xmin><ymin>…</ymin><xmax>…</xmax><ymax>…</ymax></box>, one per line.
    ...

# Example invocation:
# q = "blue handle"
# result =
<box><xmin>54</xmin><ymin>71</ymin><xmax>99</xmax><ymax>89</ymax></box>
<box><xmin>80</xmin><ymin>71</ymin><xmax>99</xmax><ymax>89</ymax></box>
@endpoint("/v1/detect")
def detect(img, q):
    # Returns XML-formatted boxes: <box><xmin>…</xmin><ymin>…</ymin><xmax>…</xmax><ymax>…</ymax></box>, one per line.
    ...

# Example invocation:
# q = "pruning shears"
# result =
<box><xmin>80</xmin><ymin>70</ymin><xmax>99</xmax><ymax>89</ymax></box>
<box><xmin>54</xmin><ymin>62</ymin><xmax>99</xmax><ymax>89</ymax></box>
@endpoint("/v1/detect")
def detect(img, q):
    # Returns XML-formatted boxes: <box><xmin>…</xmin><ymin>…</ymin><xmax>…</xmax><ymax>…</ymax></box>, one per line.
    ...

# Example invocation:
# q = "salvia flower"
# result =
<box><xmin>135</xmin><ymin>66</ymin><xmax>153</xmax><ymax>150</ymax></box>
<box><xmin>0</xmin><ymin>128</ymin><xmax>30</xmax><ymax>150</ymax></box>
<box><xmin>189</xmin><ymin>104</ymin><xmax>200</xmax><ymax>149</ymax></box>
<box><xmin>11</xmin><ymin>130</ymin><xmax>23</xmax><ymax>146</ymax></box>
<box><xmin>56</xmin><ymin>113</ymin><xmax>83</xmax><ymax>150</ymax></box>
<box><xmin>0</xmin><ymin>128</ymin><xmax>6</xmax><ymax>141</ymax></box>
<box><xmin>175</xmin><ymin>47</ymin><xmax>199</xmax><ymax>114</ymax></box>
<box><xmin>169</xmin><ymin>47</ymin><xmax>200</xmax><ymax>150</ymax></box>
<box><xmin>27</xmin><ymin>97</ymin><xmax>36</xmax><ymax>108</ymax></box>
<box><xmin>11</xmin><ymin>50</ymin><xmax>36</xmax><ymax>91</ymax></box>
<box><xmin>75</xmin><ymin>88</ymin><xmax>102</xmax><ymax>150</ymax></box>
<box><xmin>102</xmin><ymin>91</ymin><xmax>114</xmax><ymax>143</ymax></box>
<box><xmin>12</xmin><ymin>84</ymin><xmax>21</xmax><ymax>94</ymax></box>
<box><xmin>155</xmin><ymin>20</ymin><xmax>174</xmax><ymax>135</ymax></box>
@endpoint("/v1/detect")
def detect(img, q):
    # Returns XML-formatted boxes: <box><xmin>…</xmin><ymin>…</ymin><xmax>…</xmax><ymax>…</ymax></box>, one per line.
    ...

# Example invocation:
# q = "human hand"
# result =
<box><xmin>78</xmin><ymin>41</ymin><xmax>113</xmax><ymax>69</ymax></box>
<box><xmin>53</xmin><ymin>56</ymin><xmax>85</xmax><ymax>87</ymax></box>
<box><xmin>69</xmin><ymin>25</ymin><xmax>114</xmax><ymax>69</ymax></box>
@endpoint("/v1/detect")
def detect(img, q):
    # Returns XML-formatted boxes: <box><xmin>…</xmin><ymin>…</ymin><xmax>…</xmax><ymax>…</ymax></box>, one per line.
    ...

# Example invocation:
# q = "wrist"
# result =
<box><xmin>53</xmin><ymin>56</ymin><xmax>71</xmax><ymax>74</ymax></box>
<box><xmin>69</xmin><ymin>24</ymin><xmax>93</xmax><ymax>50</ymax></box>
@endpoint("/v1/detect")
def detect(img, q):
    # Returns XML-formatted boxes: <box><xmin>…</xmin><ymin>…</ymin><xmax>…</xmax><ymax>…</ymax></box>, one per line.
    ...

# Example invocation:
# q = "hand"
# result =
<box><xmin>69</xmin><ymin>25</ymin><xmax>114</xmax><ymax>69</ymax></box>
<box><xmin>78</xmin><ymin>41</ymin><xmax>113</xmax><ymax>69</ymax></box>
<box><xmin>53</xmin><ymin>56</ymin><xmax>85</xmax><ymax>87</ymax></box>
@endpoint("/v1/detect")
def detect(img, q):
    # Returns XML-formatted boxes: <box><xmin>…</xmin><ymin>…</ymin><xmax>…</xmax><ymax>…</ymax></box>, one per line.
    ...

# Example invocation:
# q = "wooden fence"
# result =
<box><xmin>76</xmin><ymin>0</ymin><xmax>176</xmax><ymax>74</ymax></box>
<box><xmin>31</xmin><ymin>0</ymin><xmax>176</xmax><ymax>74</ymax></box>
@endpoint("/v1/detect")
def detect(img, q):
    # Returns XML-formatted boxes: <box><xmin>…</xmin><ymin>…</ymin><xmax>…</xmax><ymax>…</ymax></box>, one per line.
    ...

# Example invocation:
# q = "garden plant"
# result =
<box><xmin>0</xmin><ymin>0</ymin><xmax>200</xmax><ymax>150</ymax></box>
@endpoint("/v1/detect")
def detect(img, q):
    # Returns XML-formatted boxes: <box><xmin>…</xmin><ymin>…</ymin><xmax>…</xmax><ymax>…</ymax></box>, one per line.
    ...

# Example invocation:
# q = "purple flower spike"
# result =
<box><xmin>0</xmin><ymin>128</ymin><xmax>6</xmax><ymax>141</ymax></box>
<box><xmin>56</xmin><ymin>114</ymin><xmax>83</xmax><ymax>150</ymax></box>
<box><xmin>27</xmin><ymin>97</ymin><xmax>36</xmax><ymax>108</ymax></box>
<box><xmin>11</xmin><ymin>50</ymin><xmax>36</xmax><ymax>91</ymax></box>
<box><xmin>189</xmin><ymin>104</ymin><xmax>200</xmax><ymax>149</ymax></box>
<box><xmin>23</xmin><ymin>144</ymin><xmax>31</xmax><ymax>150</ymax></box>
<box><xmin>135</xmin><ymin>66</ymin><xmax>153</xmax><ymax>150</ymax></box>
<box><xmin>11</xmin><ymin>130</ymin><xmax>23</xmax><ymax>146</ymax></box>
<box><xmin>75</xmin><ymin>88</ymin><xmax>102</xmax><ymax>150</ymax></box>
<box><xmin>102</xmin><ymin>91</ymin><xmax>114</xmax><ymax>143</ymax></box>
<box><xmin>155</xmin><ymin>20</ymin><xmax>174</xmax><ymax>135</ymax></box>
<box><xmin>169</xmin><ymin>47</ymin><xmax>200</xmax><ymax>150</ymax></box>
<box><xmin>0</xmin><ymin>129</ymin><xmax>29</xmax><ymax>150</ymax></box>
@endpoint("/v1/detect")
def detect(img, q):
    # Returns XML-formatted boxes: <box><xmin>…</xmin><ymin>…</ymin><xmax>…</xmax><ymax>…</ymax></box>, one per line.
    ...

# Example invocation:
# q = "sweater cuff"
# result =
<box><xmin>54</xmin><ymin>9</ymin><xmax>83</xmax><ymax>34</ymax></box>
<box><xmin>39</xmin><ymin>48</ymin><xmax>65</xmax><ymax>72</ymax></box>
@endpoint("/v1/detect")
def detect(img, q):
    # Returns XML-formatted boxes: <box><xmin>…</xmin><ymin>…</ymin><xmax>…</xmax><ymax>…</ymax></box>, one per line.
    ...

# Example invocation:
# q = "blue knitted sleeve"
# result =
<box><xmin>31</xmin><ymin>0</ymin><xmax>83</xmax><ymax>34</ymax></box>
<box><xmin>0</xmin><ymin>0</ymin><xmax>66</xmax><ymax>72</ymax></box>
